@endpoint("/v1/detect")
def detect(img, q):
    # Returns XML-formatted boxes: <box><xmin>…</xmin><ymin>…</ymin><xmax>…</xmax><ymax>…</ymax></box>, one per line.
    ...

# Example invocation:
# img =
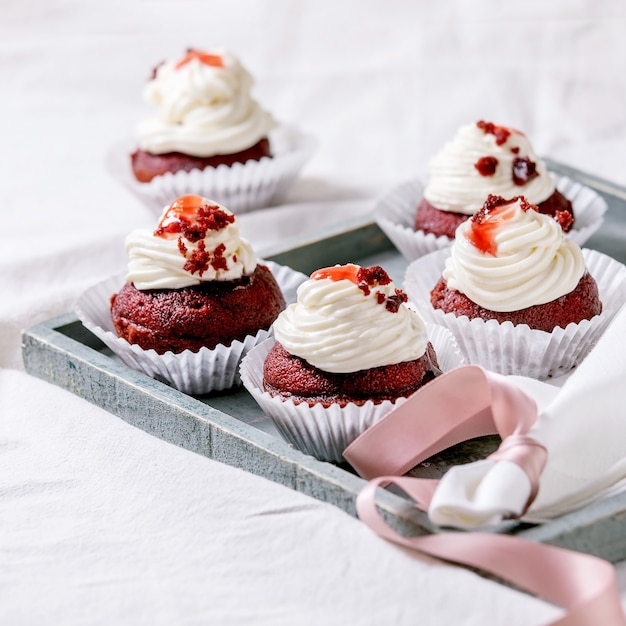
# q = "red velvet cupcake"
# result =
<box><xmin>415</xmin><ymin>121</ymin><xmax>574</xmax><ymax>238</ymax></box>
<box><xmin>426</xmin><ymin>195</ymin><xmax>601</xmax><ymax>330</ymax></box>
<box><xmin>131</xmin><ymin>48</ymin><xmax>275</xmax><ymax>183</ymax></box>
<box><xmin>374</xmin><ymin>123</ymin><xmax>606</xmax><ymax>263</ymax></box>
<box><xmin>404</xmin><ymin>195</ymin><xmax>626</xmax><ymax>379</ymax></box>
<box><xmin>75</xmin><ymin>194</ymin><xmax>306</xmax><ymax>394</ymax></box>
<box><xmin>240</xmin><ymin>264</ymin><xmax>465</xmax><ymax>461</ymax></box>
<box><xmin>120</xmin><ymin>48</ymin><xmax>315</xmax><ymax>214</ymax></box>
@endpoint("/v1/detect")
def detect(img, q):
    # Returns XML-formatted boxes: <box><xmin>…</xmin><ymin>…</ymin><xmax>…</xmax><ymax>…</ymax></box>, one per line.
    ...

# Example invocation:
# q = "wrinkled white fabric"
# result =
<box><xmin>3</xmin><ymin>2</ymin><xmax>626</xmax><ymax>625</ymax></box>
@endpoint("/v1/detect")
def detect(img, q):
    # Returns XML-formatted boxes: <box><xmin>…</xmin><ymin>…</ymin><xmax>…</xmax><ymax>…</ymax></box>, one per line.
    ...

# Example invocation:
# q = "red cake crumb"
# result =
<box><xmin>476</xmin><ymin>120</ymin><xmax>512</xmax><ymax>145</ymax></box>
<box><xmin>182</xmin><ymin>240</ymin><xmax>229</xmax><ymax>277</ymax></box>
<box><xmin>512</xmin><ymin>156</ymin><xmax>538</xmax><ymax>185</ymax></box>
<box><xmin>311</xmin><ymin>264</ymin><xmax>407</xmax><ymax>313</ymax></box>
<box><xmin>475</xmin><ymin>156</ymin><xmax>498</xmax><ymax>176</ymax></box>
<box><xmin>153</xmin><ymin>197</ymin><xmax>236</xmax><ymax>278</ymax></box>
<box><xmin>262</xmin><ymin>342</ymin><xmax>439</xmax><ymax>407</ymax></box>
<box><xmin>555</xmin><ymin>210</ymin><xmax>574</xmax><ymax>232</ymax></box>
<box><xmin>356</xmin><ymin>265</ymin><xmax>392</xmax><ymax>289</ymax></box>
<box><xmin>384</xmin><ymin>292</ymin><xmax>408</xmax><ymax>313</ymax></box>
<box><xmin>537</xmin><ymin>190</ymin><xmax>575</xmax><ymax>230</ymax></box>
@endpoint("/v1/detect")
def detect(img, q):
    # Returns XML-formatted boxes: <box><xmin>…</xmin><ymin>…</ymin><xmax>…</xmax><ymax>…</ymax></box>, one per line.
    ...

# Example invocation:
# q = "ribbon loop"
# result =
<box><xmin>488</xmin><ymin>434</ymin><xmax>548</xmax><ymax>512</ymax></box>
<box><xmin>345</xmin><ymin>365</ymin><xmax>625</xmax><ymax>625</ymax></box>
<box><xmin>344</xmin><ymin>364</ymin><xmax>542</xmax><ymax>508</ymax></box>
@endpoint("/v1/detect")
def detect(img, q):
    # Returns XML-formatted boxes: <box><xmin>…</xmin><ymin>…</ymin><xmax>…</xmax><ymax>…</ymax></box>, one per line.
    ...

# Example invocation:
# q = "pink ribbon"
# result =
<box><xmin>343</xmin><ymin>365</ymin><xmax>625</xmax><ymax>625</ymax></box>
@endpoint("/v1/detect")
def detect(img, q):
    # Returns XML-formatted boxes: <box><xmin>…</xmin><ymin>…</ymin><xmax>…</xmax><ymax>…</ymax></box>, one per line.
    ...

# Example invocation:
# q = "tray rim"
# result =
<box><xmin>20</xmin><ymin>159</ymin><xmax>626</xmax><ymax>563</ymax></box>
<box><xmin>22</xmin><ymin>311</ymin><xmax>437</xmax><ymax>538</ymax></box>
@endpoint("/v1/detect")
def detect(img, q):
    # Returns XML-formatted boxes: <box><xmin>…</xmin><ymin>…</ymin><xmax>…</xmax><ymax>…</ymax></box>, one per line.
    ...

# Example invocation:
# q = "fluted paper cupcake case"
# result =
<box><xmin>403</xmin><ymin>248</ymin><xmax>626</xmax><ymax>380</ymax></box>
<box><xmin>106</xmin><ymin>125</ymin><xmax>317</xmax><ymax>215</ymax></box>
<box><xmin>240</xmin><ymin>325</ymin><xmax>466</xmax><ymax>463</ymax></box>
<box><xmin>74</xmin><ymin>261</ymin><xmax>307</xmax><ymax>395</ymax></box>
<box><xmin>374</xmin><ymin>174</ymin><xmax>608</xmax><ymax>262</ymax></box>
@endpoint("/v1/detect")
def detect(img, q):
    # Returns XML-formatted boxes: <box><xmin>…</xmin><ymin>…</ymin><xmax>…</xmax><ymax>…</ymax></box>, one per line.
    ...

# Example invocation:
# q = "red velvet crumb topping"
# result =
<box><xmin>155</xmin><ymin>195</ymin><xmax>235</xmax><ymax>243</ymax></box>
<box><xmin>182</xmin><ymin>241</ymin><xmax>229</xmax><ymax>277</ymax></box>
<box><xmin>554</xmin><ymin>210</ymin><xmax>574</xmax><ymax>232</ymax></box>
<box><xmin>512</xmin><ymin>156</ymin><xmax>539</xmax><ymax>185</ymax></box>
<box><xmin>311</xmin><ymin>264</ymin><xmax>407</xmax><ymax>312</ymax></box>
<box><xmin>474</xmin><ymin>156</ymin><xmax>498</xmax><ymax>176</ymax></box>
<box><xmin>384</xmin><ymin>291</ymin><xmax>408</xmax><ymax>313</ymax></box>
<box><xmin>153</xmin><ymin>195</ymin><xmax>236</xmax><ymax>277</ymax></box>
<box><xmin>477</xmin><ymin>120</ymin><xmax>511</xmax><ymax>145</ymax></box>
<box><xmin>312</xmin><ymin>264</ymin><xmax>391</xmax><ymax>291</ymax></box>
<box><xmin>356</xmin><ymin>265</ymin><xmax>392</xmax><ymax>290</ymax></box>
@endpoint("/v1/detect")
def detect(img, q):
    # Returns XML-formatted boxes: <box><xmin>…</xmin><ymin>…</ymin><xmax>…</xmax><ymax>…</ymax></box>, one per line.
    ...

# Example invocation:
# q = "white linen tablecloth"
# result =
<box><xmin>2</xmin><ymin>2</ymin><xmax>626</xmax><ymax>623</ymax></box>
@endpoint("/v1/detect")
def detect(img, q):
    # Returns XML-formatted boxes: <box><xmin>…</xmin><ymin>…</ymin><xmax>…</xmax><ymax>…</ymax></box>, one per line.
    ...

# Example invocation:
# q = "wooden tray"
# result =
<box><xmin>22</xmin><ymin>160</ymin><xmax>626</xmax><ymax>563</ymax></box>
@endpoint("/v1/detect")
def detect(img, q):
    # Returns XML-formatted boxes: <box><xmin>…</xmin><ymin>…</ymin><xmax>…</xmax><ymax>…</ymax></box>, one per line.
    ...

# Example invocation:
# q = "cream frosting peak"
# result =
<box><xmin>126</xmin><ymin>194</ymin><xmax>257</xmax><ymax>290</ymax></box>
<box><xmin>424</xmin><ymin>121</ymin><xmax>555</xmax><ymax>214</ymax></box>
<box><xmin>443</xmin><ymin>196</ymin><xmax>585</xmax><ymax>311</ymax></box>
<box><xmin>273</xmin><ymin>264</ymin><xmax>429</xmax><ymax>373</ymax></box>
<box><xmin>136</xmin><ymin>48</ymin><xmax>276</xmax><ymax>157</ymax></box>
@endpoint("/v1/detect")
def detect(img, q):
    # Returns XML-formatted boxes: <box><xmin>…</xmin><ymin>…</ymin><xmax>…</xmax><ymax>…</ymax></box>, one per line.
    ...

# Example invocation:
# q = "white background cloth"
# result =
<box><xmin>2</xmin><ymin>1</ymin><xmax>626</xmax><ymax>624</ymax></box>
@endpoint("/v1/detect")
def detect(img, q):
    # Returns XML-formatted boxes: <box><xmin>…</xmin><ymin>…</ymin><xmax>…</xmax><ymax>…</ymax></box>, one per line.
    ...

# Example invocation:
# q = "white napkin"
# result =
<box><xmin>429</xmin><ymin>304</ymin><xmax>626</xmax><ymax>529</ymax></box>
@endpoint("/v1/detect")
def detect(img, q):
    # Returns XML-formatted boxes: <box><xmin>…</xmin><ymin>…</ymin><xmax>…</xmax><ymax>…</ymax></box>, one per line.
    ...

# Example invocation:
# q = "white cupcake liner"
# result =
<box><xmin>105</xmin><ymin>125</ymin><xmax>317</xmax><ymax>215</ymax></box>
<box><xmin>404</xmin><ymin>248</ymin><xmax>626</xmax><ymax>380</ymax></box>
<box><xmin>74</xmin><ymin>261</ymin><xmax>307</xmax><ymax>395</ymax></box>
<box><xmin>240</xmin><ymin>325</ymin><xmax>466</xmax><ymax>463</ymax></box>
<box><xmin>374</xmin><ymin>179</ymin><xmax>453</xmax><ymax>261</ymax></box>
<box><xmin>374</xmin><ymin>174</ymin><xmax>607</xmax><ymax>262</ymax></box>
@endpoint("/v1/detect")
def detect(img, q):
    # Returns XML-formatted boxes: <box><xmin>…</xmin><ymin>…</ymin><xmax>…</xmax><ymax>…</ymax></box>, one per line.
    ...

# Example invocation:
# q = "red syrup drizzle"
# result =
<box><xmin>467</xmin><ymin>194</ymin><xmax>537</xmax><ymax>256</ymax></box>
<box><xmin>311</xmin><ymin>264</ymin><xmax>407</xmax><ymax>313</ymax></box>
<box><xmin>176</xmin><ymin>49</ymin><xmax>224</xmax><ymax>70</ymax></box>
<box><xmin>154</xmin><ymin>195</ymin><xmax>235</xmax><ymax>277</ymax></box>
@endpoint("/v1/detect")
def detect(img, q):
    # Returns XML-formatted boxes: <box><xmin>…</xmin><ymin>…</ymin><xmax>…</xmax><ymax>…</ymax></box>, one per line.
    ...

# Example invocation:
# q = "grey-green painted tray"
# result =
<box><xmin>22</xmin><ymin>161</ymin><xmax>626</xmax><ymax>563</ymax></box>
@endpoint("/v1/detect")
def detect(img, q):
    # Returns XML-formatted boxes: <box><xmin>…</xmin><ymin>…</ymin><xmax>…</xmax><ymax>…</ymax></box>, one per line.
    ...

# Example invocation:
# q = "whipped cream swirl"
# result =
<box><xmin>136</xmin><ymin>49</ymin><xmax>276</xmax><ymax>157</ymax></box>
<box><xmin>443</xmin><ymin>198</ymin><xmax>585</xmax><ymax>311</ymax></box>
<box><xmin>273</xmin><ymin>265</ymin><xmax>428</xmax><ymax>373</ymax></box>
<box><xmin>424</xmin><ymin>122</ymin><xmax>555</xmax><ymax>214</ymax></box>
<box><xmin>126</xmin><ymin>195</ymin><xmax>257</xmax><ymax>290</ymax></box>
